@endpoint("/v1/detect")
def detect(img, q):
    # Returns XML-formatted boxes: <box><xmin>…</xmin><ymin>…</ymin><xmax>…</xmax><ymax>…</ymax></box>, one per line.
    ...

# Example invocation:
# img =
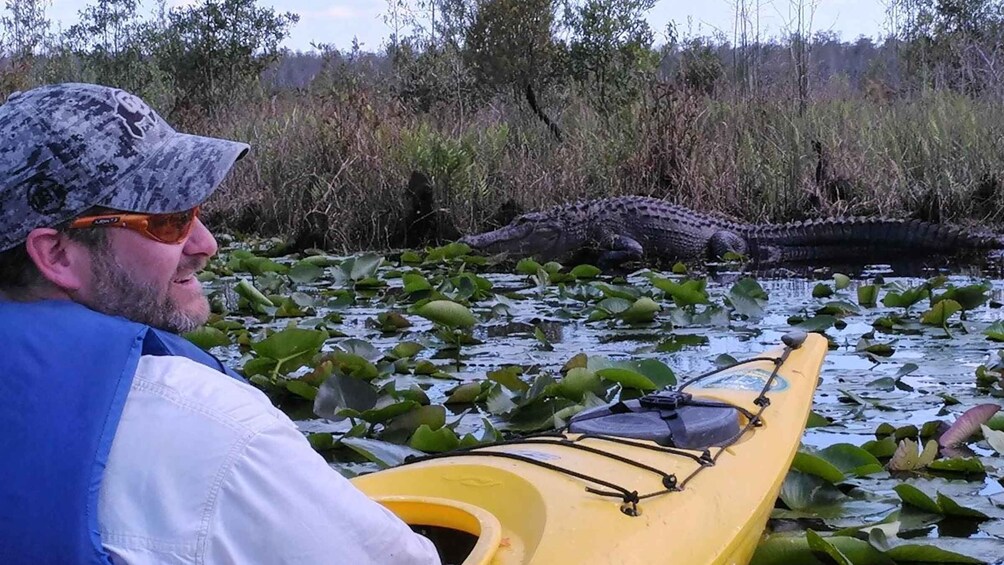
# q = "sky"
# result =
<box><xmin>41</xmin><ymin>0</ymin><xmax>892</xmax><ymax>53</ymax></box>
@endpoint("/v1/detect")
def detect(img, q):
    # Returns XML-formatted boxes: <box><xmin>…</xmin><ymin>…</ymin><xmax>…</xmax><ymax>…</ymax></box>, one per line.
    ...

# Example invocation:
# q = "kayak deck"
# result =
<box><xmin>354</xmin><ymin>333</ymin><xmax>827</xmax><ymax>564</ymax></box>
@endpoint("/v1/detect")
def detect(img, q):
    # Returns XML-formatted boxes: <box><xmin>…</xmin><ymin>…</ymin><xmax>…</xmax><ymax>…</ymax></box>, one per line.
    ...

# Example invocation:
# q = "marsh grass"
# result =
<box><xmin>195</xmin><ymin>83</ymin><xmax>1004</xmax><ymax>251</ymax></box>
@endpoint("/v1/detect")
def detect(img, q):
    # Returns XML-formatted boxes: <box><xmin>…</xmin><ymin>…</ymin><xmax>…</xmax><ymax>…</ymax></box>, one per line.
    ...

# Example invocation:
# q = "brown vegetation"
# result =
<box><xmin>3</xmin><ymin>0</ymin><xmax>1004</xmax><ymax>252</ymax></box>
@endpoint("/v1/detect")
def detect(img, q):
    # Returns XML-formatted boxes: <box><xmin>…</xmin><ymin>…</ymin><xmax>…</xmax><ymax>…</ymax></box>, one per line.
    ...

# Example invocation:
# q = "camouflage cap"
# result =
<box><xmin>0</xmin><ymin>83</ymin><xmax>250</xmax><ymax>251</ymax></box>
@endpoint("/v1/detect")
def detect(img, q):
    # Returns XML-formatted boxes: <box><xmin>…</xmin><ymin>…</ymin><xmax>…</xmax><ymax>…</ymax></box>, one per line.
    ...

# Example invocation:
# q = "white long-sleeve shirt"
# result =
<box><xmin>98</xmin><ymin>355</ymin><xmax>441</xmax><ymax>564</ymax></box>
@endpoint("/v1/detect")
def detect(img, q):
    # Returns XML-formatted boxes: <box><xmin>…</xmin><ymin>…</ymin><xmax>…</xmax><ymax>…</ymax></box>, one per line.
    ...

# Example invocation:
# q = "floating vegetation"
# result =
<box><xmin>188</xmin><ymin>238</ymin><xmax>1004</xmax><ymax>561</ymax></box>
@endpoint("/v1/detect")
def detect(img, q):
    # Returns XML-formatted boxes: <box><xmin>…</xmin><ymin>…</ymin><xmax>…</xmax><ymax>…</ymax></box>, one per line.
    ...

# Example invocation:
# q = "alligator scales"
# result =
<box><xmin>459</xmin><ymin>196</ymin><xmax>1004</xmax><ymax>266</ymax></box>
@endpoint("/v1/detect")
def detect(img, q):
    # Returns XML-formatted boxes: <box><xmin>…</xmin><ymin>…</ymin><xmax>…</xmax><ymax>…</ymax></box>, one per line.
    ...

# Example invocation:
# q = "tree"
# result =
<box><xmin>888</xmin><ymin>0</ymin><xmax>1004</xmax><ymax>92</ymax></box>
<box><xmin>563</xmin><ymin>0</ymin><xmax>658</xmax><ymax>110</ymax></box>
<box><xmin>464</xmin><ymin>0</ymin><xmax>560</xmax><ymax>96</ymax></box>
<box><xmin>1</xmin><ymin>0</ymin><xmax>50</xmax><ymax>56</ymax></box>
<box><xmin>63</xmin><ymin>0</ymin><xmax>170</xmax><ymax>102</ymax></box>
<box><xmin>158</xmin><ymin>0</ymin><xmax>298</xmax><ymax>115</ymax></box>
<box><xmin>0</xmin><ymin>0</ymin><xmax>51</xmax><ymax>94</ymax></box>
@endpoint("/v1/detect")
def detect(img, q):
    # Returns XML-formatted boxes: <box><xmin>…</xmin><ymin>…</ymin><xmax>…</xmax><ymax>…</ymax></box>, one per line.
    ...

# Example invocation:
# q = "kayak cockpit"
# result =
<box><xmin>374</xmin><ymin>495</ymin><xmax>505</xmax><ymax>565</ymax></box>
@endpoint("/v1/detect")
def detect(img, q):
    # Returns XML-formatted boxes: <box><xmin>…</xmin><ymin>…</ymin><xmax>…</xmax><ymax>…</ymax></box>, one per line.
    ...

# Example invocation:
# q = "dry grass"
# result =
<box><xmin>183</xmin><ymin>83</ymin><xmax>1004</xmax><ymax>251</ymax></box>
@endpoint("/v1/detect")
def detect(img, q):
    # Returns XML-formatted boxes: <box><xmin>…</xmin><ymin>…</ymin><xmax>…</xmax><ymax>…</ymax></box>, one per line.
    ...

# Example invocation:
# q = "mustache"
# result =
<box><xmin>175</xmin><ymin>257</ymin><xmax>208</xmax><ymax>279</ymax></box>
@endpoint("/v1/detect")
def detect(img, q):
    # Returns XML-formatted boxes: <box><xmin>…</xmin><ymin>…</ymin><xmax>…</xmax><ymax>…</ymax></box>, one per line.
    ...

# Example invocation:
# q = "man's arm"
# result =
<box><xmin>203</xmin><ymin>413</ymin><xmax>441</xmax><ymax>564</ymax></box>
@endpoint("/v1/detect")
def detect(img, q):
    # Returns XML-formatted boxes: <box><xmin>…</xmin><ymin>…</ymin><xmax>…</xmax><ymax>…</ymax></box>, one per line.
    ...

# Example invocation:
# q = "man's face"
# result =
<box><xmin>77</xmin><ymin>217</ymin><xmax>219</xmax><ymax>333</ymax></box>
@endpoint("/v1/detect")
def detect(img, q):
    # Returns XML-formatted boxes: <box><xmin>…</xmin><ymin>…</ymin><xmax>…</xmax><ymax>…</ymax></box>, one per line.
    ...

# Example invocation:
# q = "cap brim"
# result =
<box><xmin>98</xmin><ymin>131</ymin><xmax>250</xmax><ymax>213</ymax></box>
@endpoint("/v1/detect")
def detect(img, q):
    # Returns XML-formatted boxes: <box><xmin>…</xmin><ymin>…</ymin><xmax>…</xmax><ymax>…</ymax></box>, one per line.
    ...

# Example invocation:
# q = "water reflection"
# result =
<box><xmin>485</xmin><ymin>320</ymin><xmax>564</xmax><ymax>343</ymax></box>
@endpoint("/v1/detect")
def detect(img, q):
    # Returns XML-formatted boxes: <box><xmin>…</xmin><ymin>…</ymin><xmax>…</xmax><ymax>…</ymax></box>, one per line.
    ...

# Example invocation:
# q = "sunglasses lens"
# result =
<box><xmin>147</xmin><ymin>208</ymin><xmax>198</xmax><ymax>243</ymax></box>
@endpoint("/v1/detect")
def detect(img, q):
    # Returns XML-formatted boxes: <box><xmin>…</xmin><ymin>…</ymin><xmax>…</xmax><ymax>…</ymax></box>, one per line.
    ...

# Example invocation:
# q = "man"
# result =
<box><xmin>0</xmin><ymin>83</ymin><xmax>440</xmax><ymax>564</ymax></box>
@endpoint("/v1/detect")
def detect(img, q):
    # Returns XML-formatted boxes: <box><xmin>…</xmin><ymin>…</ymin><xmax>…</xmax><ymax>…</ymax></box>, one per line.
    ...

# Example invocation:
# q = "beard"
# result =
<box><xmin>84</xmin><ymin>248</ymin><xmax>210</xmax><ymax>334</ymax></box>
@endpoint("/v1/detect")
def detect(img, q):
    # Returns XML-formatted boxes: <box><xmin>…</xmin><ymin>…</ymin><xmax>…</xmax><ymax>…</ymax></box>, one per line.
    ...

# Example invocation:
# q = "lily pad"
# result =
<box><xmin>751</xmin><ymin>533</ymin><xmax>892</xmax><ymax>565</ymax></box>
<box><xmin>288</xmin><ymin>260</ymin><xmax>324</xmax><ymax>283</ymax></box>
<box><xmin>409</xmin><ymin>424</ymin><xmax>461</xmax><ymax>452</ymax></box>
<box><xmin>341</xmin><ymin>437</ymin><xmax>423</xmax><ymax>468</ymax></box>
<box><xmin>487</xmin><ymin>366</ymin><xmax>529</xmax><ymax>393</ymax></box>
<box><xmin>980</xmin><ymin>424</ymin><xmax>1004</xmax><ymax>454</ymax></box>
<box><xmin>619</xmin><ymin>297</ymin><xmax>661</xmax><ymax>323</ymax></box>
<box><xmin>652</xmin><ymin>276</ymin><xmax>710</xmax><ymax>308</ymax></box>
<box><xmin>792</xmin><ymin>444</ymin><xmax>883</xmax><ymax>482</ymax></box>
<box><xmin>184</xmin><ymin>326</ymin><xmax>231</xmax><ymax>350</ymax></box>
<box><xmin>313</xmin><ymin>372</ymin><xmax>379</xmax><ymax>421</ymax></box>
<box><xmin>414</xmin><ymin>300</ymin><xmax>476</xmax><ymax>328</ymax></box>
<box><xmin>728</xmin><ymin>277</ymin><xmax>769</xmax><ymax>318</ymax></box>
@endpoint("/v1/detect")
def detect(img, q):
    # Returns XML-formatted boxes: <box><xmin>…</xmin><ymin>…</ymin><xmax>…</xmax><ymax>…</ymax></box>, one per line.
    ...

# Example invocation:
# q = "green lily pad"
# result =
<box><xmin>921</xmin><ymin>299</ymin><xmax>962</xmax><ymax>327</ymax></box>
<box><xmin>184</xmin><ymin>326</ymin><xmax>231</xmax><ymax>350</ymax></box>
<box><xmin>933</xmin><ymin>283</ymin><xmax>991</xmax><ymax>311</ymax></box>
<box><xmin>288</xmin><ymin>260</ymin><xmax>324</xmax><ymax>283</ymax></box>
<box><xmin>779</xmin><ymin>470</ymin><xmax>847</xmax><ymax>513</ymax></box>
<box><xmin>862</xmin><ymin>437</ymin><xmax>898</xmax><ymax>458</ymax></box>
<box><xmin>793</xmin><ymin>444</ymin><xmax>883</xmax><ymax>482</ymax></box>
<box><xmin>652</xmin><ymin>277</ymin><xmax>710</xmax><ymax>308</ymax></box>
<box><xmin>516</xmin><ymin>258</ymin><xmax>543</xmax><ymax>276</ymax></box>
<box><xmin>619</xmin><ymin>297</ymin><xmax>661</xmax><ymax>323</ymax></box>
<box><xmin>487</xmin><ymin>366</ymin><xmax>529</xmax><ymax>393</ymax></box>
<box><xmin>588</xmin><ymin>357</ymin><xmax>675</xmax><ymax>391</ymax></box>
<box><xmin>570</xmin><ymin>264</ymin><xmax>601</xmax><ymax>279</ymax></box>
<box><xmin>341</xmin><ymin>437</ymin><xmax>423</xmax><ymax>468</ymax></box>
<box><xmin>390</xmin><ymin>342</ymin><xmax>424</xmax><ymax>359</ymax></box>
<box><xmin>927</xmin><ymin>457</ymin><xmax>986</xmax><ymax>474</ymax></box>
<box><xmin>812</xmin><ymin>283</ymin><xmax>835</xmax><ymax>299</ymax></box>
<box><xmin>796</xmin><ymin>315</ymin><xmax>838</xmax><ymax>333</ymax></box>
<box><xmin>235</xmin><ymin>278</ymin><xmax>274</xmax><ymax>308</ymax></box>
<box><xmin>805</xmin><ymin>529</ymin><xmax>853</xmax><ymax>565</ymax></box>
<box><xmin>870</xmin><ymin>528</ymin><xmax>995</xmax><ymax>563</ymax></box>
<box><xmin>446</xmin><ymin>382</ymin><xmax>484</xmax><ymax>404</ymax></box>
<box><xmin>894</xmin><ymin>483</ymin><xmax>942</xmax><ymax>513</ymax></box>
<box><xmin>981</xmin><ymin>424</ymin><xmax>1004</xmax><ymax>454</ymax></box>
<box><xmin>252</xmin><ymin>327</ymin><xmax>327</xmax><ymax>373</ymax></box>
<box><xmin>313</xmin><ymin>372</ymin><xmax>379</xmax><ymax>421</ymax></box>
<box><xmin>409</xmin><ymin>424</ymin><xmax>461</xmax><ymax>452</ymax></box>
<box><xmin>728</xmin><ymin>277</ymin><xmax>769</xmax><ymax>319</ymax></box>
<box><xmin>384</xmin><ymin>405</ymin><xmax>445</xmax><ymax>435</ymax></box>
<box><xmin>550</xmin><ymin>368</ymin><xmax>603</xmax><ymax>401</ymax></box>
<box><xmin>414</xmin><ymin>300</ymin><xmax>476</xmax><ymax>328</ymax></box>
<box><xmin>881</xmin><ymin>283</ymin><xmax>929</xmax><ymax>311</ymax></box>
<box><xmin>751</xmin><ymin>533</ymin><xmax>892</xmax><ymax>565</ymax></box>
<box><xmin>985</xmin><ymin>321</ymin><xmax>1004</xmax><ymax>342</ymax></box>
<box><xmin>285</xmin><ymin>379</ymin><xmax>317</xmax><ymax>400</ymax></box>
<box><xmin>857</xmin><ymin>284</ymin><xmax>879</xmax><ymax>307</ymax></box>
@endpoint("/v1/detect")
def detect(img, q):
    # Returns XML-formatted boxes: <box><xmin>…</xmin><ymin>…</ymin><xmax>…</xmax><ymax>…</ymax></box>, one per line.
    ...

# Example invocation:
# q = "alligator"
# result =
<box><xmin>459</xmin><ymin>196</ymin><xmax>1004</xmax><ymax>267</ymax></box>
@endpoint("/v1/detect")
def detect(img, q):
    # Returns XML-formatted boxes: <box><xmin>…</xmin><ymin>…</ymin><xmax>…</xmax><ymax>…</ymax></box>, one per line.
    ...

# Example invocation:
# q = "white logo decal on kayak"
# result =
<box><xmin>509</xmin><ymin>449</ymin><xmax>560</xmax><ymax>462</ymax></box>
<box><xmin>690</xmin><ymin>368</ymin><xmax>789</xmax><ymax>392</ymax></box>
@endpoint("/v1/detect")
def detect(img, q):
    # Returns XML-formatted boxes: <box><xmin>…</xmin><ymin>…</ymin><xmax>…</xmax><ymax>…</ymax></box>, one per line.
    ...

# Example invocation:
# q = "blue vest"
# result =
<box><xmin>0</xmin><ymin>300</ymin><xmax>243</xmax><ymax>564</ymax></box>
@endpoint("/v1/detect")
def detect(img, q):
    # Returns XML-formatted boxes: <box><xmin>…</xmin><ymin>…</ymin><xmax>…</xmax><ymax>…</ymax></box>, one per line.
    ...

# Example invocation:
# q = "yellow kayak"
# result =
<box><xmin>353</xmin><ymin>331</ymin><xmax>826</xmax><ymax>565</ymax></box>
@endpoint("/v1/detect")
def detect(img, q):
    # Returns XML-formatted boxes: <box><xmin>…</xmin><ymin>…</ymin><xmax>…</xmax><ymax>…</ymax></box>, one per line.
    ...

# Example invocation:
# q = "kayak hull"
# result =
<box><xmin>354</xmin><ymin>334</ymin><xmax>827</xmax><ymax>564</ymax></box>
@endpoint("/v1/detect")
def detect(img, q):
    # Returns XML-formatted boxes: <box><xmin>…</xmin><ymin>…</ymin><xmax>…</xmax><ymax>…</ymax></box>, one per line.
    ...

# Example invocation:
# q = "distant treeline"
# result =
<box><xmin>3</xmin><ymin>0</ymin><xmax>1004</xmax><ymax>251</ymax></box>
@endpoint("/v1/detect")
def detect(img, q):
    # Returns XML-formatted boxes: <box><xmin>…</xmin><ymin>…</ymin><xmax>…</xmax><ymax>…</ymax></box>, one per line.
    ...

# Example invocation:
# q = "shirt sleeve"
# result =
<box><xmin>203</xmin><ymin>415</ymin><xmax>441</xmax><ymax>565</ymax></box>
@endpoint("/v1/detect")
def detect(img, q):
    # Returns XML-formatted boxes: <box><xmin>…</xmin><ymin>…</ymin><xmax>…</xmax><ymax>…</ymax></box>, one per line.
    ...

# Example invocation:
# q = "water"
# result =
<box><xmin>205</xmin><ymin>254</ymin><xmax>1004</xmax><ymax>557</ymax></box>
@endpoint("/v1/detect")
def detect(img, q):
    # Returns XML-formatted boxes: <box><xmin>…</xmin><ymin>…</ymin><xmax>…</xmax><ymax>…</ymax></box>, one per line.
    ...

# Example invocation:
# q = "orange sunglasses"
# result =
<box><xmin>69</xmin><ymin>206</ymin><xmax>201</xmax><ymax>244</ymax></box>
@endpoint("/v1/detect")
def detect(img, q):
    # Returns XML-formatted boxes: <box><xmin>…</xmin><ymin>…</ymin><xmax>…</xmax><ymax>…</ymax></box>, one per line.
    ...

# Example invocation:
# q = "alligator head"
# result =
<box><xmin>460</xmin><ymin>211</ymin><xmax>574</xmax><ymax>260</ymax></box>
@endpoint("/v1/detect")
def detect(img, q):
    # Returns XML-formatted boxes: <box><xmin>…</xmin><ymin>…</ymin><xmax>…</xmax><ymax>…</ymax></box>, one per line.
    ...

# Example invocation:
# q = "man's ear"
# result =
<box><xmin>23</xmin><ymin>228</ymin><xmax>90</xmax><ymax>292</ymax></box>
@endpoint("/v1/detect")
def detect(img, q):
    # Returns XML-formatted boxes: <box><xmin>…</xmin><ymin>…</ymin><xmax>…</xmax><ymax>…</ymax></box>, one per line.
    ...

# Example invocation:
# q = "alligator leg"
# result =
<box><xmin>708</xmin><ymin>230</ymin><xmax>749</xmax><ymax>260</ymax></box>
<box><xmin>597</xmin><ymin>233</ymin><xmax>644</xmax><ymax>269</ymax></box>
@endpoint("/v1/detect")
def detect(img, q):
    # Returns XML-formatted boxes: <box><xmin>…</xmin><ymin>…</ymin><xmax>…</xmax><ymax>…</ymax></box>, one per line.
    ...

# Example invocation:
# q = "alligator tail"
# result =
<box><xmin>746</xmin><ymin>217</ymin><xmax>1004</xmax><ymax>260</ymax></box>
